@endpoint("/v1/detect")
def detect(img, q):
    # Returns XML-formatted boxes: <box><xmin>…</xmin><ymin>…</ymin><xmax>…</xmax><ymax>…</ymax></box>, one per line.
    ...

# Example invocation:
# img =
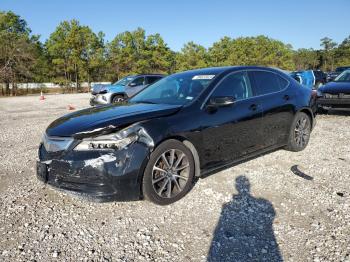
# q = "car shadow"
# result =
<box><xmin>324</xmin><ymin>108</ymin><xmax>350</xmax><ymax>116</ymax></box>
<box><xmin>207</xmin><ymin>176</ymin><xmax>282</xmax><ymax>262</ymax></box>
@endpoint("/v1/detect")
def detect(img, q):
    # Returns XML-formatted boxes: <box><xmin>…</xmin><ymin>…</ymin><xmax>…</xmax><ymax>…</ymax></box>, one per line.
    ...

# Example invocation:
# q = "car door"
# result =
<box><xmin>200</xmin><ymin>71</ymin><xmax>264</xmax><ymax>169</ymax></box>
<box><xmin>125</xmin><ymin>76</ymin><xmax>145</xmax><ymax>97</ymax></box>
<box><xmin>249</xmin><ymin>70</ymin><xmax>295</xmax><ymax>148</ymax></box>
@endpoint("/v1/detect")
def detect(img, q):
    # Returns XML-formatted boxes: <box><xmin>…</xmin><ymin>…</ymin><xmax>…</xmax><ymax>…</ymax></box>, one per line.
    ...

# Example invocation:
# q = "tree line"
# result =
<box><xmin>1</xmin><ymin>10</ymin><xmax>349</xmax><ymax>96</ymax></box>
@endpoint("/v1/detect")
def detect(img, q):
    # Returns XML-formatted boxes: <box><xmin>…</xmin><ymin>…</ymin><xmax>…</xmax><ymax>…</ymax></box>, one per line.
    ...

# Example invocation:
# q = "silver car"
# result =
<box><xmin>90</xmin><ymin>74</ymin><xmax>164</xmax><ymax>105</ymax></box>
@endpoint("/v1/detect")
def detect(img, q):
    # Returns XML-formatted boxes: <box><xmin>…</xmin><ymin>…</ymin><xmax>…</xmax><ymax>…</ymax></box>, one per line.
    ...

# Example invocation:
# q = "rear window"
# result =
<box><xmin>252</xmin><ymin>71</ymin><xmax>288</xmax><ymax>96</ymax></box>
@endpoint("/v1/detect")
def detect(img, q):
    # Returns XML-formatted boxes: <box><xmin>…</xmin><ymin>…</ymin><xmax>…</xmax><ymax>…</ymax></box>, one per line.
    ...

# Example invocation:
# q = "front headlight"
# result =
<box><xmin>74</xmin><ymin>124</ymin><xmax>154</xmax><ymax>151</ymax></box>
<box><xmin>42</xmin><ymin>133</ymin><xmax>74</xmax><ymax>152</ymax></box>
<box><xmin>317</xmin><ymin>89</ymin><xmax>323</xmax><ymax>97</ymax></box>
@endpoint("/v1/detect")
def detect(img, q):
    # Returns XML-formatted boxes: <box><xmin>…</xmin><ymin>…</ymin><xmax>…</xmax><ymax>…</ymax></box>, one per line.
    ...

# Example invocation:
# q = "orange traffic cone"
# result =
<box><xmin>39</xmin><ymin>91</ymin><xmax>45</xmax><ymax>100</ymax></box>
<box><xmin>67</xmin><ymin>104</ymin><xmax>76</xmax><ymax>110</ymax></box>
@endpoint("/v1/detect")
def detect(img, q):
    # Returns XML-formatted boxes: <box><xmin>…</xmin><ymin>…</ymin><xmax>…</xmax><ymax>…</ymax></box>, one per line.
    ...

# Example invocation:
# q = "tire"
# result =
<box><xmin>285</xmin><ymin>112</ymin><xmax>311</xmax><ymax>152</ymax></box>
<box><xmin>142</xmin><ymin>139</ymin><xmax>195</xmax><ymax>205</ymax></box>
<box><xmin>112</xmin><ymin>95</ymin><xmax>125</xmax><ymax>103</ymax></box>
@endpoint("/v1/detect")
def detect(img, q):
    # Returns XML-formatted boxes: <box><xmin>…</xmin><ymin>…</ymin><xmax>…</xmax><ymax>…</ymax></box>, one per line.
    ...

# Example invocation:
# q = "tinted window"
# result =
<box><xmin>211</xmin><ymin>71</ymin><xmax>253</xmax><ymax>100</ymax></box>
<box><xmin>130</xmin><ymin>77</ymin><xmax>145</xmax><ymax>86</ymax></box>
<box><xmin>252</xmin><ymin>71</ymin><xmax>288</xmax><ymax>96</ymax></box>
<box><xmin>146</xmin><ymin>76</ymin><xmax>162</xmax><ymax>85</ymax></box>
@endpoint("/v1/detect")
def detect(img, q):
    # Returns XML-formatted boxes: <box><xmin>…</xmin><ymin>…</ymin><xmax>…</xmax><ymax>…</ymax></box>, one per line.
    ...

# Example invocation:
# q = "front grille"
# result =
<box><xmin>324</xmin><ymin>93</ymin><xmax>350</xmax><ymax>99</ymax></box>
<box><xmin>324</xmin><ymin>93</ymin><xmax>339</xmax><ymax>98</ymax></box>
<box><xmin>339</xmin><ymin>93</ymin><xmax>350</xmax><ymax>99</ymax></box>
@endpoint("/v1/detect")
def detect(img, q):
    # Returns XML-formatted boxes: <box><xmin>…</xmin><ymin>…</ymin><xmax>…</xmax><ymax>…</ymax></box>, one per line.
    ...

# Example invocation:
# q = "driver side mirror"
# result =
<box><xmin>208</xmin><ymin>96</ymin><xmax>235</xmax><ymax>108</ymax></box>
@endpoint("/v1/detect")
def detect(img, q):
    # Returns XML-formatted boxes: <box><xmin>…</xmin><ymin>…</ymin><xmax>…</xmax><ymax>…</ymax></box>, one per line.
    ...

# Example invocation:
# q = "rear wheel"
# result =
<box><xmin>112</xmin><ymin>95</ymin><xmax>125</xmax><ymax>103</ymax></box>
<box><xmin>142</xmin><ymin>139</ymin><xmax>195</xmax><ymax>205</ymax></box>
<box><xmin>285</xmin><ymin>112</ymin><xmax>311</xmax><ymax>152</ymax></box>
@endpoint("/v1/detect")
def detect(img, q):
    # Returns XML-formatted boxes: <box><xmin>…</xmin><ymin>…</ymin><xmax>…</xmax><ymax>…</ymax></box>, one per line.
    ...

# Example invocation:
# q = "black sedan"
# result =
<box><xmin>317</xmin><ymin>70</ymin><xmax>350</xmax><ymax>113</ymax></box>
<box><xmin>37</xmin><ymin>66</ymin><xmax>316</xmax><ymax>205</ymax></box>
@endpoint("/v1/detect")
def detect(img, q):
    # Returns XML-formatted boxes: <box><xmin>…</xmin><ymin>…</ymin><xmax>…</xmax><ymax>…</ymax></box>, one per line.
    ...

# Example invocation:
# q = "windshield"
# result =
<box><xmin>113</xmin><ymin>76</ymin><xmax>135</xmax><ymax>86</ymax></box>
<box><xmin>335</xmin><ymin>67</ymin><xmax>350</xmax><ymax>73</ymax></box>
<box><xmin>334</xmin><ymin>70</ymin><xmax>350</xmax><ymax>82</ymax></box>
<box><xmin>129</xmin><ymin>71</ymin><xmax>216</xmax><ymax>105</ymax></box>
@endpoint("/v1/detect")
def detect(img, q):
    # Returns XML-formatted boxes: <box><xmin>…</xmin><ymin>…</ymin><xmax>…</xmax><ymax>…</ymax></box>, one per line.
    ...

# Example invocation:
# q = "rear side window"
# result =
<box><xmin>211</xmin><ymin>71</ymin><xmax>253</xmax><ymax>101</ymax></box>
<box><xmin>252</xmin><ymin>71</ymin><xmax>288</xmax><ymax>96</ymax></box>
<box><xmin>146</xmin><ymin>76</ymin><xmax>162</xmax><ymax>85</ymax></box>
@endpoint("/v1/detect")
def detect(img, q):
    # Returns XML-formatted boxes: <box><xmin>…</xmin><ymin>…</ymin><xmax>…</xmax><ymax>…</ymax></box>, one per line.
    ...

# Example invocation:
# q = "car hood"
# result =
<box><xmin>101</xmin><ymin>84</ymin><xmax>125</xmax><ymax>93</ymax></box>
<box><xmin>46</xmin><ymin>103</ymin><xmax>182</xmax><ymax>137</ymax></box>
<box><xmin>91</xmin><ymin>84</ymin><xmax>106</xmax><ymax>95</ymax></box>
<box><xmin>319</xmin><ymin>81</ymin><xmax>350</xmax><ymax>94</ymax></box>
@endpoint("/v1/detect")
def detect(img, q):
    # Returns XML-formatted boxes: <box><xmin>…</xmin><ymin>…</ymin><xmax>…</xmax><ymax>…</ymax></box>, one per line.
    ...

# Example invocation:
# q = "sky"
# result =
<box><xmin>1</xmin><ymin>0</ymin><xmax>349</xmax><ymax>51</ymax></box>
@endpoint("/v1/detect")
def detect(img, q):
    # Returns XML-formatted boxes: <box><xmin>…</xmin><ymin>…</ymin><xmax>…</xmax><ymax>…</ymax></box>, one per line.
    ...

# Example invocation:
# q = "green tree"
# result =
<box><xmin>107</xmin><ymin>28</ymin><xmax>174</xmax><ymax>81</ymax></box>
<box><xmin>334</xmin><ymin>35</ymin><xmax>350</xmax><ymax>67</ymax></box>
<box><xmin>175</xmin><ymin>42</ymin><xmax>208</xmax><ymax>71</ymax></box>
<box><xmin>226</xmin><ymin>36</ymin><xmax>294</xmax><ymax>70</ymax></box>
<box><xmin>293</xmin><ymin>48</ymin><xmax>320</xmax><ymax>70</ymax></box>
<box><xmin>320</xmin><ymin>37</ymin><xmax>337</xmax><ymax>71</ymax></box>
<box><xmin>46</xmin><ymin>20</ymin><xmax>104</xmax><ymax>91</ymax></box>
<box><xmin>0</xmin><ymin>11</ymin><xmax>39</xmax><ymax>95</ymax></box>
<box><xmin>208</xmin><ymin>36</ymin><xmax>233</xmax><ymax>66</ymax></box>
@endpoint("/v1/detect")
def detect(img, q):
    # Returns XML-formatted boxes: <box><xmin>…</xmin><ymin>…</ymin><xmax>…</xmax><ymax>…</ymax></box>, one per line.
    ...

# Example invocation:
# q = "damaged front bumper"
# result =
<box><xmin>90</xmin><ymin>94</ymin><xmax>110</xmax><ymax>106</ymax></box>
<box><xmin>37</xmin><ymin>142</ymin><xmax>150</xmax><ymax>201</ymax></box>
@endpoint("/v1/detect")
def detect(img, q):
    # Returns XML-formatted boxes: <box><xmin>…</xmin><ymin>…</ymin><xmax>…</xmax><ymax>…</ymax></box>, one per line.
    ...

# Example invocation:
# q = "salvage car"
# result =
<box><xmin>37</xmin><ymin>66</ymin><xmax>316</xmax><ymax>205</ymax></box>
<box><xmin>317</xmin><ymin>69</ymin><xmax>350</xmax><ymax>113</ymax></box>
<box><xmin>327</xmin><ymin>66</ymin><xmax>350</xmax><ymax>82</ymax></box>
<box><xmin>290</xmin><ymin>70</ymin><xmax>326</xmax><ymax>89</ymax></box>
<box><xmin>90</xmin><ymin>74</ymin><xmax>164</xmax><ymax>105</ymax></box>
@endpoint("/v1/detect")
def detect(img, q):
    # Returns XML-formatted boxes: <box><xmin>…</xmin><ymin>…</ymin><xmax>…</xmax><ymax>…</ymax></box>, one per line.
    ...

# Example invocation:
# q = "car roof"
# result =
<box><xmin>180</xmin><ymin>66</ymin><xmax>288</xmax><ymax>75</ymax></box>
<box><xmin>135</xmin><ymin>74</ymin><xmax>165</xmax><ymax>77</ymax></box>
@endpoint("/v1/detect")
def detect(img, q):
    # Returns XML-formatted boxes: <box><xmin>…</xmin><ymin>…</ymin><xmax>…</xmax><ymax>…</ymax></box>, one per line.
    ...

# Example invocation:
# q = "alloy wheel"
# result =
<box><xmin>294</xmin><ymin>117</ymin><xmax>310</xmax><ymax>147</ymax></box>
<box><xmin>152</xmin><ymin>149</ymin><xmax>190</xmax><ymax>198</ymax></box>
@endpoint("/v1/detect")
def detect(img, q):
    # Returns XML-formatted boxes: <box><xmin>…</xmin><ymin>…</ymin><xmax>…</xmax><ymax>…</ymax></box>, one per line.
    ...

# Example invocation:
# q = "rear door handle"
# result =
<box><xmin>283</xmin><ymin>95</ymin><xmax>290</xmax><ymax>101</ymax></box>
<box><xmin>249</xmin><ymin>104</ymin><xmax>257</xmax><ymax>111</ymax></box>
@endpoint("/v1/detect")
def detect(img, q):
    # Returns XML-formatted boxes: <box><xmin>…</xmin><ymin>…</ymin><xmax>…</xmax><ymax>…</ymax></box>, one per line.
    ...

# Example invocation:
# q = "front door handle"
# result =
<box><xmin>249</xmin><ymin>104</ymin><xmax>257</xmax><ymax>111</ymax></box>
<box><xmin>283</xmin><ymin>95</ymin><xmax>290</xmax><ymax>101</ymax></box>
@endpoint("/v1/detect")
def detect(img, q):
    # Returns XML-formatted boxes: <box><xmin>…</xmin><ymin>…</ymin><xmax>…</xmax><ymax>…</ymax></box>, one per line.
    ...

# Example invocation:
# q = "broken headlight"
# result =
<box><xmin>42</xmin><ymin>133</ymin><xmax>74</xmax><ymax>152</ymax></box>
<box><xmin>74</xmin><ymin>124</ymin><xmax>154</xmax><ymax>151</ymax></box>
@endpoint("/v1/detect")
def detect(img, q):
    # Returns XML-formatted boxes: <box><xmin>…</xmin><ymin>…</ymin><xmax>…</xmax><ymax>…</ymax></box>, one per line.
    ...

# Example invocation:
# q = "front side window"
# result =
<box><xmin>211</xmin><ymin>71</ymin><xmax>253</xmax><ymax>101</ymax></box>
<box><xmin>130</xmin><ymin>77</ymin><xmax>145</xmax><ymax>86</ymax></box>
<box><xmin>130</xmin><ymin>71</ymin><xmax>216</xmax><ymax>105</ymax></box>
<box><xmin>113</xmin><ymin>76</ymin><xmax>135</xmax><ymax>86</ymax></box>
<box><xmin>252</xmin><ymin>71</ymin><xmax>288</xmax><ymax>96</ymax></box>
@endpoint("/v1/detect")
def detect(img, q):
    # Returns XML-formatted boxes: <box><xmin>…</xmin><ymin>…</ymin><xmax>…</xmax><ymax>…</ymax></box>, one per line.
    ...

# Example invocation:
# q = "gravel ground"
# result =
<box><xmin>0</xmin><ymin>93</ymin><xmax>350</xmax><ymax>262</ymax></box>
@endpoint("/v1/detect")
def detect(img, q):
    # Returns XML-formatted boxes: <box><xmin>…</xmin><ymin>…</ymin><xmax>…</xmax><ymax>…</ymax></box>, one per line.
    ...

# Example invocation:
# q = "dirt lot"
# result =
<box><xmin>0</xmin><ymin>93</ymin><xmax>349</xmax><ymax>261</ymax></box>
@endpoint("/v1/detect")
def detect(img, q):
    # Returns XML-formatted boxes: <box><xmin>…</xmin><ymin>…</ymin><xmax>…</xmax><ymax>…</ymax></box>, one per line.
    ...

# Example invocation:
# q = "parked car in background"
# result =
<box><xmin>317</xmin><ymin>69</ymin><xmax>350</xmax><ymax>113</ymax></box>
<box><xmin>37</xmin><ymin>66</ymin><xmax>316</xmax><ymax>205</ymax></box>
<box><xmin>327</xmin><ymin>66</ymin><xmax>350</xmax><ymax>82</ymax></box>
<box><xmin>90</xmin><ymin>74</ymin><xmax>164</xmax><ymax>105</ymax></box>
<box><xmin>90</xmin><ymin>83</ymin><xmax>110</xmax><ymax>95</ymax></box>
<box><xmin>290</xmin><ymin>70</ymin><xmax>326</xmax><ymax>89</ymax></box>
<box><xmin>313</xmin><ymin>70</ymin><xmax>327</xmax><ymax>88</ymax></box>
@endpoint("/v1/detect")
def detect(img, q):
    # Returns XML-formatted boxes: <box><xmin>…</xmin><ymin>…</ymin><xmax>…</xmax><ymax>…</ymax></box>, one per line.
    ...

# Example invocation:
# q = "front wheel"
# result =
<box><xmin>285</xmin><ymin>112</ymin><xmax>311</xmax><ymax>152</ymax></box>
<box><xmin>112</xmin><ymin>95</ymin><xmax>125</xmax><ymax>103</ymax></box>
<box><xmin>142</xmin><ymin>139</ymin><xmax>195</xmax><ymax>205</ymax></box>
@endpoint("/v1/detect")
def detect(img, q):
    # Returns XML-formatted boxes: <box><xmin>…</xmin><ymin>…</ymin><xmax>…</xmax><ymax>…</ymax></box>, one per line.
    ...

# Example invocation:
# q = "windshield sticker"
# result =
<box><xmin>192</xmin><ymin>75</ymin><xmax>215</xmax><ymax>80</ymax></box>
